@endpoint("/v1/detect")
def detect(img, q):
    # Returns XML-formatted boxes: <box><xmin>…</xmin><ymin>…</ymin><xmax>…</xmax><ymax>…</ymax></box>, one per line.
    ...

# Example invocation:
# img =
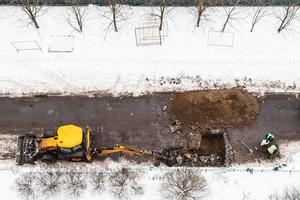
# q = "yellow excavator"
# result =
<box><xmin>16</xmin><ymin>124</ymin><xmax>155</xmax><ymax>165</ymax></box>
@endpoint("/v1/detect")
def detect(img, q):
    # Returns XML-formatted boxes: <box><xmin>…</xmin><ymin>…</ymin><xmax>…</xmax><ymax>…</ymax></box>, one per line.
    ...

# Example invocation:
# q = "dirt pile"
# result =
<box><xmin>158</xmin><ymin>148</ymin><xmax>224</xmax><ymax>167</ymax></box>
<box><xmin>170</xmin><ymin>89</ymin><xmax>259</xmax><ymax>131</ymax></box>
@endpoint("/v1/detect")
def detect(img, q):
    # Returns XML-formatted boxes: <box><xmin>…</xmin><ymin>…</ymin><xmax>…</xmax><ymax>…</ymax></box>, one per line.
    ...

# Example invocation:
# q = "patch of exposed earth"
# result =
<box><xmin>169</xmin><ymin>88</ymin><xmax>260</xmax><ymax>132</ymax></box>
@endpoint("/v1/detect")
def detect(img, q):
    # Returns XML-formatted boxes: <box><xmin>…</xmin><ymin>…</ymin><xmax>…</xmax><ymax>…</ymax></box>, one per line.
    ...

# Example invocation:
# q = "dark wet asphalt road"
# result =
<box><xmin>0</xmin><ymin>95</ymin><xmax>184</xmax><ymax>150</ymax></box>
<box><xmin>0</xmin><ymin>94</ymin><xmax>299</xmax><ymax>162</ymax></box>
<box><xmin>229</xmin><ymin>94</ymin><xmax>300</xmax><ymax>162</ymax></box>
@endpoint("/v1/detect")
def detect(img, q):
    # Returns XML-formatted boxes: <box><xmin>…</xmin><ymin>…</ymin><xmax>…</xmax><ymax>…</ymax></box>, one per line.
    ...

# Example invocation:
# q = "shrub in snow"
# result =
<box><xmin>108</xmin><ymin>167</ymin><xmax>144</xmax><ymax>199</ymax></box>
<box><xmin>269</xmin><ymin>187</ymin><xmax>300</xmax><ymax>200</ymax></box>
<box><xmin>64</xmin><ymin>169</ymin><xmax>88</xmax><ymax>198</ymax></box>
<box><xmin>161</xmin><ymin>168</ymin><xmax>208</xmax><ymax>200</ymax></box>
<box><xmin>36</xmin><ymin>169</ymin><xmax>63</xmax><ymax>197</ymax></box>
<box><xmin>89</xmin><ymin>168</ymin><xmax>106</xmax><ymax>194</ymax></box>
<box><xmin>15</xmin><ymin>172</ymin><xmax>36</xmax><ymax>200</ymax></box>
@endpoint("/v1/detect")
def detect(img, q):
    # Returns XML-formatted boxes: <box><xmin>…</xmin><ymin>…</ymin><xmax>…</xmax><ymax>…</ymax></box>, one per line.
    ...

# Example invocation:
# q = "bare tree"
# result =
<box><xmin>241</xmin><ymin>192</ymin><xmax>252</xmax><ymax>200</ymax></box>
<box><xmin>276</xmin><ymin>0</ymin><xmax>300</xmax><ymax>33</ymax></box>
<box><xmin>14</xmin><ymin>0</ymin><xmax>47</xmax><ymax>29</ymax></box>
<box><xmin>109</xmin><ymin>168</ymin><xmax>144</xmax><ymax>199</ymax></box>
<box><xmin>250</xmin><ymin>0</ymin><xmax>270</xmax><ymax>32</ymax></box>
<box><xmin>15</xmin><ymin>172</ymin><xmax>36</xmax><ymax>199</ymax></box>
<box><xmin>269</xmin><ymin>187</ymin><xmax>300</xmax><ymax>200</ymax></box>
<box><xmin>220</xmin><ymin>0</ymin><xmax>242</xmax><ymax>32</ymax></box>
<box><xmin>157</xmin><ymin>0</ymin><xmax>167</xmax><ymax>31</ymax></box>
<box><xmin>102</xmin><ymin>0</ymin><xmax>129</xmax><ymax>33</ymax></box>
<box><xmin>89</xmin><ymin>168</ymin><xmax>105</xmax><ymax>194</ymax></box>
<box><xmin>37</xmin><ymin>170</ymin><xmax>62</xmax><ymax>196</ymax></box>
<box><xmin>150</xmin><ymin>0</ymin><xmax>173</xmax><ymax>31</ymax></box>
<box><xmin>189</xmin><ymin>0</ymin><xmax>214</xmax><ymax>28</ymax></box>
<box><xmin>64</xmin><ymin>171</ymin><xmax>87</xmax><ymax>197</ymax></box>
<box><xmin>161</xmin><ymin>168</ymin><xmax>208</xmax><ymax>200</ymax></box>
<box><xmin>66</xmin><ymin>0</ymin><xmax>87</xmax><ymax>33</ymax></box>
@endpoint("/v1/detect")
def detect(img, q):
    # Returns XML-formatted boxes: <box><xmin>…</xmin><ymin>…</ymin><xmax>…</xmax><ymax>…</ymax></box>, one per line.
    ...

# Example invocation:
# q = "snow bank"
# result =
<box><xmin>0</xmin><ymin>135</ymin><xmax>17</xmax><ymax>159</ymax></box>
<box><xmin>1</xmin><ymin>140</ymin><xmax>300</xmax><ymax>200</ymax></box>
<box><xmin>0</xmin><ymin>6</ymin><xmax>299</xmax><ymax>96</ymax></box>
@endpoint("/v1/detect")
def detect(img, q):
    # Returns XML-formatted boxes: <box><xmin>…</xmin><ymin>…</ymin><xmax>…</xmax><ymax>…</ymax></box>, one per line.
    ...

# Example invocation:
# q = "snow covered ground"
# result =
<box><xmin>0</xmin><ymin>5</ymin><xmax>300</xmax><ymax>200</ymax></box>
<box><xmin>0</xmin><ymin>140</ymin><xmax>300</xmax><ymax>200</ymax></box>
<box><xmin>0</xmin><ymin>6</ymin><xmax>299</xmax><ymax>96</ymax></box>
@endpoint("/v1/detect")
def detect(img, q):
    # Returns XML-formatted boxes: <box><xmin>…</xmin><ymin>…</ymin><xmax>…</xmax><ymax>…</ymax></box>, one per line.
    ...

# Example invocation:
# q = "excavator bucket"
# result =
<box><xmin>16</xmin><ymin>135</ymin><xmax>38</xmax><ymax>165</ymax></box>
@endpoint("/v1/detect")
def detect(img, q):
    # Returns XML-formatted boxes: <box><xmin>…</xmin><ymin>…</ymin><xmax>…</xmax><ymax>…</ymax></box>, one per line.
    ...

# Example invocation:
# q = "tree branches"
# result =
<box><xmin>101</xmin><ymin>0</ymin><xmax>129</xmax><ymax>33</ymax></box>
<box><xmin>149</xmin><ymin>0</ymin><xmax>173</xmax><ymax>31</ymax></box>
<box><xmin>220</xmin><ymin>0</ymin><xmax>241</xmax><ymax>32</ymax></box>
<box><xmin>161</xmin><ymin>168</ymin><xmax>208</xmax><ymax>200</ymax></box>
<box><xmin>14</xmin><ymin>0</ymin><xmax>47</xmax><ymax>29</ymax></box>
<box><xmin>250</xmin><ymin>0</ymin><xmax>270</xmax><ymax>32</ymax></box>
<box><xmin>66</xmin><ymin>0</ymin><xmax>87</xmax><ymax>33</ymax></box>
<box><xmin>109</xmin><ymin>168</ymin><xmax>144</xmax><ymax>199</ymax></box>
<box><xmin>276</xmin><ymin>0</ymin><xmax>300</xmax><ymax>33</ymax></box>
<box><xmin>188</xmin><ymin>0</ymin><xmax>214</xmax><ymax>28</ymax></box>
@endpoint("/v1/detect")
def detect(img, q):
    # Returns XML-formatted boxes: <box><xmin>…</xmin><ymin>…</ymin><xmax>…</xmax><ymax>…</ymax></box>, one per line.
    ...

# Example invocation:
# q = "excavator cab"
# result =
<box><xmin>16</xmin><ymin>124</ymin><xmax>92</xmax><ymax>165</ymax></box>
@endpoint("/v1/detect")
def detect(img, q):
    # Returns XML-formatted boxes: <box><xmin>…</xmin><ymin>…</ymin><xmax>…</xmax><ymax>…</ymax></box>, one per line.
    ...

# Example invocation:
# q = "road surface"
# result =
<box><xmin>0</xmin><ymin>93</ymin><xmax>299</xmax><ymax>163</ymax></box>
<box><xmin>228</xmin><ymin>94</ymin><xmax>300</xmax><ymax>162</ymax></box>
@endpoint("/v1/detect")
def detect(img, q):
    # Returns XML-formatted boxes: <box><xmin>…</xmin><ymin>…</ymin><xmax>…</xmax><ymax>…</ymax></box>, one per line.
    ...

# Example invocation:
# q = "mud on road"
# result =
<box><xmin>0</xmin><ymin>90</ymin><xmax>299</xmax><ymax>166</ymax></box>
<box><xmin>170</xmin><ymin>89</ymin><xmax>259</xmax><ymax>132</ymax></box>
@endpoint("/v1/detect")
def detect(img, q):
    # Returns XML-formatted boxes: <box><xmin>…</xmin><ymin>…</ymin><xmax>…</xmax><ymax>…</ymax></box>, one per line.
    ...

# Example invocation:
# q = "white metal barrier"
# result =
<box><xmin>48</xmin><ymin>35</ymin><xmax>74</xmax><ymax>53</ymax></box>
<box><xmin>11</xmin><ymin>41</ymin><xmax>42</xmax><ymax>53</ymax></box>
<box><xmin>208</xmin><ymin>31</ymin><xmax>234</xmax><ymax>48</ymax></box>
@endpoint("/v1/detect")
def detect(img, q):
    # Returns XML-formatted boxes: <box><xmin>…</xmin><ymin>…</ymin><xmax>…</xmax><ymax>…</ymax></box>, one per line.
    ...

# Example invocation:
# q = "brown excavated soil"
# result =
<box><xmin>170</xmin><ymin>89</ymin><xmax>259</xmax><ymax>132</ymax></box>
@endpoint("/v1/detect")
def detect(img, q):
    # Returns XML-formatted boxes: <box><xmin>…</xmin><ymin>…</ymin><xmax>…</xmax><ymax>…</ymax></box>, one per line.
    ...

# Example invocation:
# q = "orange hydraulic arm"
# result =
<box><xmin>95</xmin><ymin>144</ymin><xmax>151</xmax><ymax>157</ymax></box>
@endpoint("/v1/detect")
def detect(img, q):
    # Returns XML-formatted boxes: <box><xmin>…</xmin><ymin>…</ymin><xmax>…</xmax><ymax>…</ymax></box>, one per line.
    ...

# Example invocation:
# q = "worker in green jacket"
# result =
<box><xmin>267</xmin><ymin>144</ymin><xmax>278</xmax><ymax>158</ymax></box>
<box><xmin>260</xmin><ymin>133</ymin><xmax>275</xmax><ymax>146</ymax></box>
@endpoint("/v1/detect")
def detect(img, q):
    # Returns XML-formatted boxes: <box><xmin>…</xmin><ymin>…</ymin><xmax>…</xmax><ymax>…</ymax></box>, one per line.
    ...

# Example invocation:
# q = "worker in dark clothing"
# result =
<box><xmin>259</xmin><ymin>133</ymin><xmax>279</xmax><ymax>158</ymax></box>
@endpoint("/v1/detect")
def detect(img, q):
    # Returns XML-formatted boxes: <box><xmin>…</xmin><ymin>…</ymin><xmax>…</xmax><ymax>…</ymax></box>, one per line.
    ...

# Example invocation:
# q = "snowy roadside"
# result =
<box><xmin>0</xmin><ymin>134</ymin><xmax>17</xmax><ymax>159</ymax></box>
<box><xmin>1</xmin><ymin>140</ymin><xmax>300</xmax><ymax>200</ymax></box>
<box><xmin>0</xmin><ymin>6</ymin><xmax>299</xmax><ymax>97</ymax></box>
<box><xmin>0</xmin><ymin>5</ymin><xmax>299</xmax><ymax>200</ymax></box>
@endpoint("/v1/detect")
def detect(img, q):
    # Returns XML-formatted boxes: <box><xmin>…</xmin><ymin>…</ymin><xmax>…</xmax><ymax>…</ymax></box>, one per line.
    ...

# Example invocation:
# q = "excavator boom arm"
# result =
<box><xmin>95</xmin><ymin>145</ymin><xmax>151</xmax><ymax>157</ymax></box>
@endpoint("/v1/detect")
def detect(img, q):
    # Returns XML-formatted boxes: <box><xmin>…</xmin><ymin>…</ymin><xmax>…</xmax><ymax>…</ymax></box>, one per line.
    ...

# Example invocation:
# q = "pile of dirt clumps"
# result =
<box><xmin>157</xmin><ymin>148</ymin><xmax>224</xmax><ymax>167</ymax></box>
<box><xmin>169</xmin><ymin>89</ymin><xmax>259</xmax><ymax>132</ymax></box>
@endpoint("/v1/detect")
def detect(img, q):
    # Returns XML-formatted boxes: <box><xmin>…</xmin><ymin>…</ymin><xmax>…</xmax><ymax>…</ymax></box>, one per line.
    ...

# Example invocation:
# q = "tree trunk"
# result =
<box><xmin>250</xmin><ymin>23</ymin><xmax>254</xmax><ymax>32</ymax></box>
<box><xmin>196</xmin><ymin>0</ymin><xmax>203</xmax><ymax>28</ymax></box>
<box><xmin>74</xmin><ymin>13</ymin><xmax>82</xmax><ymax>32</ymax></box>
<box><xmin>196</xmin><ymin>11</ymin><xmax>201</xmax><ymax>28</ymax></box>
<box><xmin>112</xmin><ymin>7</ymin><xmax>118</xmax><ymax>32</ymax></box>
<box><xmin>29</xmin><ymin>13</ymin><xmax>39</xmax><ymax>29</ymax></box>
<box><xmin>278</xmin><ymin>8</ymin><xmax>289</xmax><ymax>33</ymax></box>
<box><xmin>221</xmin><ymin>15</ymin><xmax>230</xmax><ymax>32</ymax></box>
<box><xmin>79</xmin><ymin>22</ymin><xmax>83</xmax><ymax>32</ymax></box>
<box><xmin>250</xmin><ymin>13</ymin><xmax>259</xmax><ymax>32</ymax></box>
<box><xmin>159</xmin><ymin>6</ymin><xmax>165</xmax><ymax>31</ymax></box>
<box><xmin>277</xmin><ymin>19</ymin><xmax>285</xmax><ymax>33</ymax></box>
<box><xmin>32</xmin><ymin>17</ymin><xmax>39</xmax><ymax>29</ymax></box>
